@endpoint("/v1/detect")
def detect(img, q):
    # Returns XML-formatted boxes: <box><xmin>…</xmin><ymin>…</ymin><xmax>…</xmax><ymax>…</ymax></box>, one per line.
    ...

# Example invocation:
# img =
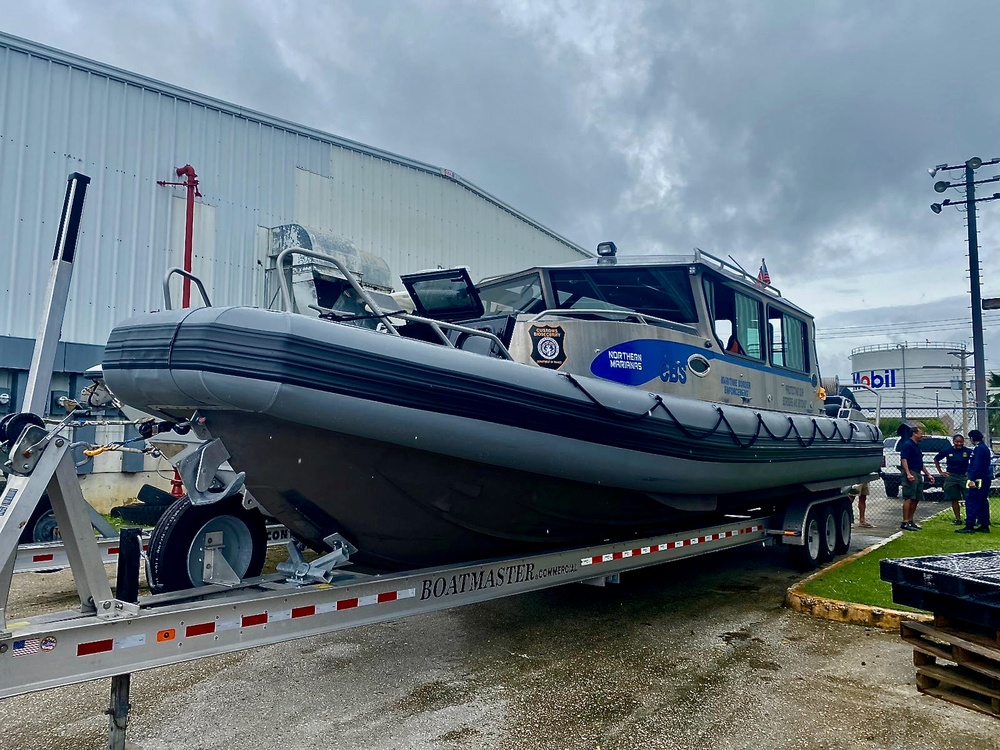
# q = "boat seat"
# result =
<box><xmin>450</xmin><ymin>314</ymin><xmax>517</xmax><ymax>357</ymax></box>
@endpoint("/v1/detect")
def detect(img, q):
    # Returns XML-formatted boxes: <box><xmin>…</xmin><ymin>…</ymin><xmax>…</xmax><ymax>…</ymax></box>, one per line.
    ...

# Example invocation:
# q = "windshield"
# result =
<box><xmin>478</xmin><ymin>273</ymin><xmax>546</xmax><ymax>316</ymax></box>
<box><xmin>548</xmin><ymin>266</ymin><xmax>698</xmax><ymax>323</ymax></box>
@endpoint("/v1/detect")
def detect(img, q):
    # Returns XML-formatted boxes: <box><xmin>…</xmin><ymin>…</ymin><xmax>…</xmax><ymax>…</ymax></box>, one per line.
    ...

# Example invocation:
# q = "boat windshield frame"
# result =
<box><xmin>477</xmin><ymin>264</ymin><xmax>701</xmax><ymax>327</ymax></box>
<box><xmin>545</xmin><ymin>265</ymin><xmax>700</xmax><ymax>325</ymax></box>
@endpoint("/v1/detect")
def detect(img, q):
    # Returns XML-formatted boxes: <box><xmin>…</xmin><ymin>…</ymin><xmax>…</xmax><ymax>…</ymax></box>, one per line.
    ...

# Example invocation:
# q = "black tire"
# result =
<box><xmin>147</xmin><ymin>494</ymin><xmax>267</xmax><ymax>594</ymax></box>
<box><xmin>833</xmin><ymin>499</ymin><xmax>852</xmax><ymax>555</ymax></box>
<box><xmin>818</xmin><ymin>503</ymin><xmax>837</xmax><ymax>562</ymax></box>
<box><xmin>136</xmin><ymin>483</ymin><xmax>178</xmax><ymax>506</ymax></box>
<box><xmin>884</xmin><ymin>479</ymin><xmax>900</xmax><ymax>498</ymax></box>
<box><xmin>790</xmin><ymin>508</ymin><xmax>823</xmax><ymax>570</ymax></box>
<box><xmin>19</xmin><ymin>494</ymin><xmax>59</xmax><ymax>544</ymax></box>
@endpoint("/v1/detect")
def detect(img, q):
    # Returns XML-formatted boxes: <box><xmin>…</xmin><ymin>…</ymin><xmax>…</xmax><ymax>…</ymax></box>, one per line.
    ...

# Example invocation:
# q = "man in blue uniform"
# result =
<box><xmin>900</xmin><ymin>423</ymin><xmax>934</xmax><ymax>531</ymax></box>
<box><xmin>956</xmin><ymin>429</ymin><xmax>992</xmax><ymax>534</ymax></box>
<box><xmin>934</xmin><ymin>434</ymin><xmax>973</xmax><ymax>525</ymax></box>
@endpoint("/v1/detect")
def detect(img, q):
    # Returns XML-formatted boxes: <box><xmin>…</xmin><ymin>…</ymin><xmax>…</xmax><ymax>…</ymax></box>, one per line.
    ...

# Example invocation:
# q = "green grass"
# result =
<box><xmin>800</xmin><ymin>505</ymin><xmax>1000</xmax><ymax>612</ymax></box>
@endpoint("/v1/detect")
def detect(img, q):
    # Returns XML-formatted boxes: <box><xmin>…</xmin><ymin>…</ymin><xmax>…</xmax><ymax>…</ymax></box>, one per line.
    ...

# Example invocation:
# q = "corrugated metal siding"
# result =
<box><xmin>0</xmin><ymin>33</ymin><xmax>590</xmax><ymax>348</ymax></box>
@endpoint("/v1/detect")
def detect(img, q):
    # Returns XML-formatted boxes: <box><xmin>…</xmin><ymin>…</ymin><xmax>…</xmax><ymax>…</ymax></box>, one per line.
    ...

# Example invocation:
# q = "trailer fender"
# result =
<box><xmin>778</xmin><ymin>495</ymin><xmax>845</xmax><ymax>547</ymax></box>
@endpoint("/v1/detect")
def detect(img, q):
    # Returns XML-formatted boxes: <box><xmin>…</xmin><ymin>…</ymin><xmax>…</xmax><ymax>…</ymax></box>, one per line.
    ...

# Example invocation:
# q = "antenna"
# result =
<box><xmin>727</xmin><ymin>255</ymin><xmax>750</xmax><ymax>276</ymax></box>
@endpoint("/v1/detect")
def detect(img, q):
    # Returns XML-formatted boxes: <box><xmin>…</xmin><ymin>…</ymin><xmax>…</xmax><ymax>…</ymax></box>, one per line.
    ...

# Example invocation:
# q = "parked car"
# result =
<box><xmin>880</xmin><ymin>434</ymin><xmax>954</xmax><ymax>498</ymax></box>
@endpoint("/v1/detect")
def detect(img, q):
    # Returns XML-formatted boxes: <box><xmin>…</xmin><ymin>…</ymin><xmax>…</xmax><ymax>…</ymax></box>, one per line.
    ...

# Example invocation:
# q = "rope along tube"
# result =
<box><xmin>562</xmin><ymin>372</ymin><xmax>879</xmax><ymax>450</ymax></box>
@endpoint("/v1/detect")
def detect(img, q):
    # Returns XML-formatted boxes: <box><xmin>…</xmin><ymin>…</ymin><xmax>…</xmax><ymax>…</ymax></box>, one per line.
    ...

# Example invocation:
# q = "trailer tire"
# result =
<box><xmin>147</xmin><ymin>494</ymin><xmax>267</xmax><ymax>594</ymax></box>
<box><xmin>791</xmin><ymin>507</ymin><xmax>823</xmax><ymax>570</ymax></box>
<box><xmin>818</xmin><ymin>503</ymin><xmax>837</xmax><ymax>562</ymax></box>
<box><xmin>833</xmin><ymin>499</ymin><xmax>852</xmax><ymax>555</ymax></box>
<box><xmin>19</xmin><ymin>494</ymin><xmax>59</xmax><ymax>544</ymax></box>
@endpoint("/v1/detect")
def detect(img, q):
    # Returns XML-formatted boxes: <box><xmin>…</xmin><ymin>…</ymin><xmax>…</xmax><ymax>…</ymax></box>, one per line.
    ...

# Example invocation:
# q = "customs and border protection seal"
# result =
<box><xmin>529</xmin><ymin>324</ymin><xmax>567</xmax><ymax>369</ymax></box>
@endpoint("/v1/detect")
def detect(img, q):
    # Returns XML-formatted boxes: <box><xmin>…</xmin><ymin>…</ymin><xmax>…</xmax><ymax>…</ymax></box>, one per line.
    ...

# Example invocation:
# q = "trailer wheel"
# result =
<box><xmin>791</xmin><ymin>508</ymin><xmax>823</xmax><ymax>570</ymax></box>
<box><xmin>147</xmin><ymin>494</ymin><xmax>267</xmax><ymax>594</ymax></box>
<box><xmin>818</xmin><ymin>503</ymin><xmax>837</xmax><ymax>562</ymax></box>
<box><xmin>833</xmin><ymin>499</ymin><xmax>852</xmax><ymax>555</ymax></box>
<box><xmin>19</xmin><ymin>494</ymin><xmax>59</xmax><ymax>544</ymax></box>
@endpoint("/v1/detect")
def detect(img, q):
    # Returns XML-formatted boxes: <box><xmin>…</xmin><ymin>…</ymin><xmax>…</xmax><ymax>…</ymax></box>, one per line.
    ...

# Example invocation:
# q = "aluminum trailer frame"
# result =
<box><xmin>0</xmin><ymin>513</ymin><xmax>776</xmax><ymax>697</ymax></box>
<box><xmin>12</xmin><ymin>523</ymin><xmax>293</xmax><ymax>574</ymax></box>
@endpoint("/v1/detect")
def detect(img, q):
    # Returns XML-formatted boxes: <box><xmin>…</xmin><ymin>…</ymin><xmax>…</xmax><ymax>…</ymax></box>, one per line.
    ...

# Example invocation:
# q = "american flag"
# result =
<box><xmin>12</xmin><ymin>638</ymin><xmax>40</xmax><ymax>658</ymax></box>
<box><xmin>757</xmin><ymin>258</ymin><xmax>770</xmax><ymax>286</ymax></box>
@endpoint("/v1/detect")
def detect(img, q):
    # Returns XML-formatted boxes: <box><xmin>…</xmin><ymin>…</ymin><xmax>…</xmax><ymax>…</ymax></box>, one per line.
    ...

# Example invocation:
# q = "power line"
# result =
<box><xmin>817</xmin><ymin>319</ymin><xmax>1000</xmax><ymax>340</ymax></box>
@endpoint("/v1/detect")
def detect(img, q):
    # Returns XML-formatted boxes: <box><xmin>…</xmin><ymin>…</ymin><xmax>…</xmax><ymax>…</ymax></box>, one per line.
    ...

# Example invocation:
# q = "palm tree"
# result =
<box><xmin>989</xmin><ymin>371</ymin><xmax>1000</xmax><ymax>438</ymax></box>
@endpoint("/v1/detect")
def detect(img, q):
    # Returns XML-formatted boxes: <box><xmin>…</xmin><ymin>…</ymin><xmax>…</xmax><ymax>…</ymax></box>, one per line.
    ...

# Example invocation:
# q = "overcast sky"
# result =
<box><xmin>3</xmin><ymin>0</ymin><xmax>1000</xmax><ymax>384</ymax></box>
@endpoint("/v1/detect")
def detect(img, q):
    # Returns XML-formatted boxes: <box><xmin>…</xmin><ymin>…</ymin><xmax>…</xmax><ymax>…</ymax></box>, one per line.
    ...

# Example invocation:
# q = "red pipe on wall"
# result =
<box><xmin>157</xmin><ymin>165</ymin><xmax>202</xmax><ymax>308</ymax></box>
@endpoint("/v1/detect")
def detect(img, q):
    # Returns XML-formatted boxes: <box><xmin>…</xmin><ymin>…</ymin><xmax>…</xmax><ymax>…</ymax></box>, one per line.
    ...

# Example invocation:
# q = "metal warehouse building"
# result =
<box><xmin>0</xmin><ymin>31</ymin><xmax>590</xmax><ymax>419</ymax></box>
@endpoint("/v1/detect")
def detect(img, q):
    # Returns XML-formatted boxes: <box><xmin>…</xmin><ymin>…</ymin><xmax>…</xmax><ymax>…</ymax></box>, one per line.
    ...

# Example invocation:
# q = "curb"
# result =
<box><xmin>784</xmin><ymin>529</ymin><xmax>932</xmax><ymax>631</ymax></box>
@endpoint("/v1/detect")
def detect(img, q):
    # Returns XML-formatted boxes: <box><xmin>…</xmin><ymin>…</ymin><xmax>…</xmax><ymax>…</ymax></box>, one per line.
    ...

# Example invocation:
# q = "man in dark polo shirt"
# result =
<box><xmin>934</xmin><ymin>434</ymin><xmax>973</xmax><ymax>525</ymax></box>
<box><xmin>900</xmin><ymin>423</ymin><xmax>934</xmax><ymax>531</ymax></box>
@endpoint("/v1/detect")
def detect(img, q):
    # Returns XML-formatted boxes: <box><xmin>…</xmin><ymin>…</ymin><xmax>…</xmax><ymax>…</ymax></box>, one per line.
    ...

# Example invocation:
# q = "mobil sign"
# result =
<box><xmin>852</xmin><ymin>369</ymin><xmax>897</xmax><ymax>389</ymax></box>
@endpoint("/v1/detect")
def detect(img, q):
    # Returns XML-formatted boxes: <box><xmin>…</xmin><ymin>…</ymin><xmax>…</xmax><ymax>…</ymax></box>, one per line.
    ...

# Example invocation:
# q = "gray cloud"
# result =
<box><xmin>4</xmin><ymin>0</ymin><xmax>1000</xmax><ymax>378</ymax></box>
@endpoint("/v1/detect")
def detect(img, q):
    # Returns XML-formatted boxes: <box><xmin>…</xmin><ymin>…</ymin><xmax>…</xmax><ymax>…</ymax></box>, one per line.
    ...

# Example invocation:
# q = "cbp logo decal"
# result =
<box><xmin>591</xmin><ymin>339</ymin><xmax>697</xmax><ymax>386</ymax></box>
<box><xmin>530</xmin><ymin>324</ymin><xmax>567</xmax><ymax>369</ymax></box>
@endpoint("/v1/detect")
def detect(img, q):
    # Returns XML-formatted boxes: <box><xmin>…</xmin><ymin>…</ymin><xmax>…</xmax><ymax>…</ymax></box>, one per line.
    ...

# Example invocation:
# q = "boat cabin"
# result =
<box><xmin>398</xmin><ymin>245</ymin><xmax>826</xmax><ymax>416</ymax></box>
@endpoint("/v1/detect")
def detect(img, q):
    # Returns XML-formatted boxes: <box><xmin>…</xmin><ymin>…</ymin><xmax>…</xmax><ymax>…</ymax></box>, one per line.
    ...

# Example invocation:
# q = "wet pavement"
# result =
<box><xmin>0</xmin><ymin>532</ymin><xmax>996</xmax><ymax>750</ymax></box>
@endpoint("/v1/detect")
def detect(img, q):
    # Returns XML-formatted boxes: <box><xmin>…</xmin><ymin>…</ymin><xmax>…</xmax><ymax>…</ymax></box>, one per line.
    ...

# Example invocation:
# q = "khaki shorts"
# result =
<box><xmin>943</xmin><ymin>473</ymin><xmax>967</xmax><ymax>502</ymax></box>
<box><xmin>901</xmin><ymin>474</ymin><xmax>924</xmax><ymax>501</ymax></box>
<box><xmin>855</xmin><ymin>482</ymin><xmax>870</xmax><ymax>495</ymax></box>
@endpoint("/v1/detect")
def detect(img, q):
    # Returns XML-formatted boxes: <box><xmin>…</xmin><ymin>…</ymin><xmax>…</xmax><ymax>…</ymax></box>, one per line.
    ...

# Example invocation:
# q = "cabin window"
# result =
<box><xmin>478</xmin><ymin>274</ymin><xmax>546</xmax><ymax>315</ymax></box>
<box><xmin>547</xmin><ymin>267</ymin><xmax>698</xmax><ymax>323</ymax></box>
<box><xmin>767</xmin><ymin>307</ymin><xmax>809</xmax><ymax>372</ymax></box>
<box><xmin>702</xmin><ymin>277</ymin><xmax>763</xmax><ymax>359</ymax></box>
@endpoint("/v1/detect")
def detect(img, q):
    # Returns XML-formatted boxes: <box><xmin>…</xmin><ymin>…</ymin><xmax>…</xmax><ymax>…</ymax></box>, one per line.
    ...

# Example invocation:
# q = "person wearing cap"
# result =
<box><xmin>956</xmin><ymin>429</ymin><xmax>992</xmax><ymax>534</ymax></box>
<box><xmin>934</xmin><ymin>434</ymin><xmax>973</xmax><ymax>525</ymax></box>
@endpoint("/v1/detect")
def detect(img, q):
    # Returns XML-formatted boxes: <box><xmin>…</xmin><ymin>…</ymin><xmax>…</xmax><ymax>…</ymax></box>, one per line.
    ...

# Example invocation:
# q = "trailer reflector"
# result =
<box><xmin>77</xmin><ymin>639</ymin><xmax>114</xmax><ymax>657</ymax></box>
<box><xmin>185</xmin><ymin>622</ymin><xmax>216</xmax><ymax>638</ymax></box>
<box><xmin>581</xmin><ymin>523</ymin><xmax>764</xmax><ymax>567</ymax></box>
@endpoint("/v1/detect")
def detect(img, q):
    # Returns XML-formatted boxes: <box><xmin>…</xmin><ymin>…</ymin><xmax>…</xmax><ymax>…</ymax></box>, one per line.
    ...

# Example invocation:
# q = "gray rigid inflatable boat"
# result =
<box><xmin>103</xmin><ymin>301</ymin><xmax>882</xmax><ymax>570</ymax></box>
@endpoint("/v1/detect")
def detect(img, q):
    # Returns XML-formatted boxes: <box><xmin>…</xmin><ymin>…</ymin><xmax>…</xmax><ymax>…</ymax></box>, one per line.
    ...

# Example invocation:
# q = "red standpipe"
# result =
<box><xmin>156</xmin><ymin>165</ymin><xmax>202</xmax><ymax>308</ymax></box>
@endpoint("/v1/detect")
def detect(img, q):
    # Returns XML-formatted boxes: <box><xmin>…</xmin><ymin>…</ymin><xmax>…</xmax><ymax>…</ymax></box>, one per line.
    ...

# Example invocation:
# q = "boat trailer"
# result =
<box><xmin>0</xmin><ymin>173</ymin><xmax>863</xmax><ymax>748</ymax></box>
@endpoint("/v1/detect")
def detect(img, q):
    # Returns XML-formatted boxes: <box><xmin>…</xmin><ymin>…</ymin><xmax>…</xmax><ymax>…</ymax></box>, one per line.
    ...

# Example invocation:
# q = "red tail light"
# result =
<box><xmin>881</xmin><ymin>456</ymin><xmax>886</xmax><ymax>467</ymax></box>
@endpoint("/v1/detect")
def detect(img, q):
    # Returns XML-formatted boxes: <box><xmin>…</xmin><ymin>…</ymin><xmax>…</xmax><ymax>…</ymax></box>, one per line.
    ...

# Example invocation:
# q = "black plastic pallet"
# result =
<box><xmin>881</xmin><ymin>550</ymin><xmax>1000</xmax><ymax>594</ymax></box>
<box><xmin>881</xmin><ymin>551</ymin><xmax>1000</xmax><ymax>616</ymax></box>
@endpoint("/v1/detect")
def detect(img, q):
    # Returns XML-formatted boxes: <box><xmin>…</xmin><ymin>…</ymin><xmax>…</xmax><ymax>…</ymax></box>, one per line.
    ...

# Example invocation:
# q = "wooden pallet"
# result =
<box><xmin>902</xmin><ymin>616</ymin><xmax>1000</xmax><ymax>717</ymax></box>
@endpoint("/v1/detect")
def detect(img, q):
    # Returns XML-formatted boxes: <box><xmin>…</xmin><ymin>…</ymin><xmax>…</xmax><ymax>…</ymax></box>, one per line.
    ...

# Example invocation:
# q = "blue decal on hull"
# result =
<box><xmin>591</xmin><ymin>340</ymin><xmax>700</xmax><ymax>386</ymax></box>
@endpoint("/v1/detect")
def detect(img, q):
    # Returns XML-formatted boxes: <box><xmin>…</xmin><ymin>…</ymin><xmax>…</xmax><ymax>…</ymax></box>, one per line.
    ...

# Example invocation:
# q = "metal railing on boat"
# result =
<box><xmin>274</xmin><ymin>246</ymin><xmax>513</xmax><ymax>359</ymax></box>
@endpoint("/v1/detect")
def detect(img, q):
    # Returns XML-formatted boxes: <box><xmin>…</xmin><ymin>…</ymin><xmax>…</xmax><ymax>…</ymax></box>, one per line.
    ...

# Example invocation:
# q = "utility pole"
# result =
<box><xmin>963</xmin><ymin>162</ymin><xmax>989</xmax><ymax>441</ymax></box>
<box><xmin>948</xmin><ymin>348</ymin><xmax>972</xmax><ymax>435</ymax></box>
<box><xmin>930</xmin><ymin>156</ymin><xmax>998</xmax><ymax>441</ymax></box>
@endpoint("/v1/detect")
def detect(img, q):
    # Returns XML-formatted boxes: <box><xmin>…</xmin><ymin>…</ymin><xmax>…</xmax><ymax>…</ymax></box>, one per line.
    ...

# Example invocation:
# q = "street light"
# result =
<box><xmin>929</xmin><ymin>155</ymin><xmax>999</xmax><ymax>441</ymax></box>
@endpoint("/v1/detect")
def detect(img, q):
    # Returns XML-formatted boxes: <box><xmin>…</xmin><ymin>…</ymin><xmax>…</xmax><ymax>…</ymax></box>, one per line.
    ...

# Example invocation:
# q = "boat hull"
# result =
<box><xmin>103</xmin><ymin>306</ymin><xmax>883</xmax><ymax>569</ymax></box>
